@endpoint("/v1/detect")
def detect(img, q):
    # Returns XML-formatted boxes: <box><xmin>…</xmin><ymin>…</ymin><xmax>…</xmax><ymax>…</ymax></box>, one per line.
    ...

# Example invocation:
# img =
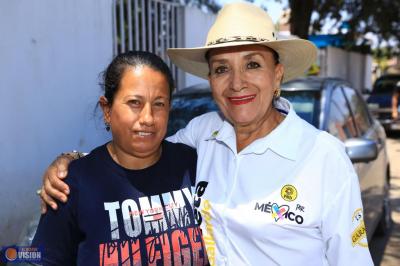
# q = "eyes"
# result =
<box><xmin>247</xmin><ymin>61</ymin><xmax>261</xmax><ymax>69</ymax></box>
<box><xmin>127</xmin><ymin>99</ymin><xmax>141</xmax><ymax>107</ymax></box>
<box><xmin>214</xmin><ymin>65</ymin><xmax>228</xmax><ymax>75</ymax></box>
<box><xmin>127</xmin><ymin>99</ymin><xmax>167</xmax><ymax>109</ymax></box>
<box><xmin>212</xmin><ymin>61</ymin><xmax>261</xmax><ymax>75</ymax></box>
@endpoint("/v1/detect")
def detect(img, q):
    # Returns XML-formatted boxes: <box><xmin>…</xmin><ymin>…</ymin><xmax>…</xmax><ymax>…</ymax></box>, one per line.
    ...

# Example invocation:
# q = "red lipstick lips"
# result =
<box><xmin>228</xmin><ymin>94</ymin><xmax>256</xmax><ymax>105</ymax></box>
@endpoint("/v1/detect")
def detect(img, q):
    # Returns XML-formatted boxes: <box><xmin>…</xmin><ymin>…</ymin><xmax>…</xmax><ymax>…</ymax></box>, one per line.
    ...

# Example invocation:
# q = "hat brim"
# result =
<box><xmin>167</xmin><ymin>39</ymin><xmax>317</xmax><ymax>83</ymax></box>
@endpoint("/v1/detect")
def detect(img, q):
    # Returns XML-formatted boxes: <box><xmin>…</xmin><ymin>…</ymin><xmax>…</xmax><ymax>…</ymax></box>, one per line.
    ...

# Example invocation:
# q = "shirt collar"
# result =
<box><xmin>205</xmin><ymin>116</ymin><xmax>238</xmax><ymax>152</ymax></box>
<box><xmin>206</xmin><ymin>98</ymin><xmax>303</xmax><ymax>161</ymax></box>
<box><xmin>246</xmin><ymin>97</ymin><xmax>302</xmax><ymax>160</ymax></box>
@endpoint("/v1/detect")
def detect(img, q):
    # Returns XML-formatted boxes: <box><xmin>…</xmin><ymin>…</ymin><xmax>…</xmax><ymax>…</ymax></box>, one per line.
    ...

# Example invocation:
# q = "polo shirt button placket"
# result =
<box><xmin>222</xmin><ymin>256</ymin><xmax>228</xmax><ymax>265</ymax></box>
<box><xmin>220</xmin><ymin>153</ymin><xmax>241</xmax><ymax>265</ymax></box>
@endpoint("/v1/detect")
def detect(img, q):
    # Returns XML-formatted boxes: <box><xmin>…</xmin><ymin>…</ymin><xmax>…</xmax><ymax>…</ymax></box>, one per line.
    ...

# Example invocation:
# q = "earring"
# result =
<box><xmin>105</xmin><ymin>122</ymin><xmax>110</xmax><ymax>131</ymax></box>
<box><xmin>274</xmin><ymin>88</ymin><xmax>281</xmax><ymax>99</ymax></box>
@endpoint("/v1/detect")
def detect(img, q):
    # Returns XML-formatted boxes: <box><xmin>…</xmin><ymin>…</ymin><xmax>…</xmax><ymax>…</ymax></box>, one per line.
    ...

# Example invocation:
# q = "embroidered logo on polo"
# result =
<box><xmin>211</xmin><ymin>131</ymin><xmax>219</xmax><ymax>138</ymax></box>
<box><xmin>255</xmin><ymin>201</ymin><xmax>305</xmax><ymax>224</ymax></box>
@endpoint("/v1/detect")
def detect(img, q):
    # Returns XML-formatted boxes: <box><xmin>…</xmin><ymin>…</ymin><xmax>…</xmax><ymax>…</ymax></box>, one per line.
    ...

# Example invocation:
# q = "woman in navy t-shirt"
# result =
<box><xmin>32</xmin><ymin>51</ymin><xmax>208</xmax><ymax>266</ymax></box>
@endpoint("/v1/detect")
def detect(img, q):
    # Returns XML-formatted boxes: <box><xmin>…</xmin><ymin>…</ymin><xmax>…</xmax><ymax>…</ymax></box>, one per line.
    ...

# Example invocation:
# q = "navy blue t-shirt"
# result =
<box><xmin>32</xmin><ymin>141</ymin><xmax>208</xmax><ymax>266</ymax></box>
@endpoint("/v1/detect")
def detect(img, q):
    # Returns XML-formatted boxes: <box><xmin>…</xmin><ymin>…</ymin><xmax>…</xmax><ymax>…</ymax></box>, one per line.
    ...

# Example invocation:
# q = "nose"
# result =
<box><xmin>230</xmin><ymin>67</ymin><xmax>245</xmax><ymax>92</ymax></box>
<box><xmin>139</xmin><ymin>103</ymin><xmax>154</xmax><ymax>127</ymax></box>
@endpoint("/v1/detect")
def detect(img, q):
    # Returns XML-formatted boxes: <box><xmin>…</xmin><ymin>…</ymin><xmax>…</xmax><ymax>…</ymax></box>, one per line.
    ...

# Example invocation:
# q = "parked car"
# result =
<box><xmin>168</xmin><ymin>77</ymin><xmax>391</xmax><ymax>240</ymax></box>
<box><xmin>367</xmin><ymin>74</ymin><xmax>400</xmax><ymax>131</ymax></box>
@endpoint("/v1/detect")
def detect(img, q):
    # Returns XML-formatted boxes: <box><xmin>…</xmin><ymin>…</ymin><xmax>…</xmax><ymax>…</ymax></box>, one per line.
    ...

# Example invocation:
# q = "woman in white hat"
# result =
<box><xmin>39</xmin><ymin>2</ymin><xmax>373</xmax><ymax>265</ymax></box>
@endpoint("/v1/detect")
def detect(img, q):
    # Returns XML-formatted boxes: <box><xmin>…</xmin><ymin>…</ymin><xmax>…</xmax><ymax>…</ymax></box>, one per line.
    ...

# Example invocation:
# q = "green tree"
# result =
<box><xmin>187</xmin><ymin>0</ymin><xmax>399</xmax><ymax>54</ymax></box>
<box><xmin>290</xmin><ymin>0</ymin><xmax>400</xmax><ymax>53</ymax></box>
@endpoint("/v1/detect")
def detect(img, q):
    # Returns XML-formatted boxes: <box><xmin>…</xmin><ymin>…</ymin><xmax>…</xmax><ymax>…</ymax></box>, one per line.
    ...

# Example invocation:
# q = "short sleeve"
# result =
<box><xmin>32</xmin><ymin>170</ymin><xmax>82</xmax><ymax>265</ymax></box>
<box><xmin>167</xmin><ymin>116</ymin><xmax>200</xmax><ymax>148</ymax></box>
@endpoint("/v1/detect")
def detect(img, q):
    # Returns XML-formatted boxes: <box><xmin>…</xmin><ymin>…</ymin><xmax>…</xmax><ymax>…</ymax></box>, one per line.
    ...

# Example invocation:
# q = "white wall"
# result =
<box><xmin>321</xmin><ymin>46</ymin><xmax>372</xmax><ymax>91</ymax></box>
<box><xmin>364</xmin><ymin>55</ymin><xmax>373</xmax><ymax>90</ymax></box>
<box><xmin>326</xmin><ymin>46</ymin><xmax>349</xmax><ymax>79</ymax></box>
<box><xmin>183</xmin><ymin>6</ymin><xmax>216</xmax><ymax>88</ymax></box>
<box><xmin>348</xmin><ymin>51</ymin><xmax>364</xmax><ymax>90</ymax></box>
<box><xmin>0</xmin><ymin>0</ymin><xmax>114</xmax><ymax>246</ymax></box>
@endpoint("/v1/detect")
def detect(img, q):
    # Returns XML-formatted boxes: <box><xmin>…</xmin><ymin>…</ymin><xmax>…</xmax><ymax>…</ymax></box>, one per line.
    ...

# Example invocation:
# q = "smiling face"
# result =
<box><xmin>208</xmin><ymin>45</ymin><xmax>284</xmax><ymax>130</ymax></box>
<box><xmin>101</xmin><ymin>66</ymin><xmax>170</xmax><ymax>165</ymax></box>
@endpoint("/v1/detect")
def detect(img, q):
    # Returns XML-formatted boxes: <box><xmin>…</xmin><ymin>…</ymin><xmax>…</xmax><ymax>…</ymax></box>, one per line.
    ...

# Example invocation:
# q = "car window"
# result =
<box><xmin>167</xmin><ymin>93</ymin><xmax>218</xmax><ymax>136</ymax></box>
<box><xmin>342</xmin><ymin>86</ymin><xmax>372</xmax><ymax>136</ymax></box>
<box><xmin>327</xmin><ymin>87</ymin><xmax>357</xmax><ymax>141</ymax></box>
<box><xmin>280</xmin><ymin>90</ymin><xmax>320</xmax><ymax>127</ymax></box>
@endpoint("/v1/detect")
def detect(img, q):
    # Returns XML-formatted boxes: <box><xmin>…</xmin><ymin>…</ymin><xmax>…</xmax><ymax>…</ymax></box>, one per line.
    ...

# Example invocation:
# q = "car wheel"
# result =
<box><xmin>375</xmin><ymin>178</ymin><xmax>392</xmax><ymax>235</ymax></box>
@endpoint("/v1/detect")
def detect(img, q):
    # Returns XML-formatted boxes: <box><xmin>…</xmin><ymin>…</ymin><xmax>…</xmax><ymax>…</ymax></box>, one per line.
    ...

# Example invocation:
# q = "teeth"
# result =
<box><xmin>138</xmin><ymin>132</ymin><xmax>152</xmax><ymax>136</ymax></box>
<box><xmin>231</xmin><ymin>95</ymin><xmax>255</xmax><ymax>101</ymax></box>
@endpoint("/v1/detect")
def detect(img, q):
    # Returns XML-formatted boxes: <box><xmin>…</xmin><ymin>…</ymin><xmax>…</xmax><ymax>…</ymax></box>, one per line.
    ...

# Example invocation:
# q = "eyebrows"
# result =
<box><xmin>209</xmin><ymin>52</ymin><xmax>265</xmax><ymax>65</ymax></box>
<box><xmin>123</xmin><ymin>94</ymin><xmax>169</xmax><ymax>101</ymax></box>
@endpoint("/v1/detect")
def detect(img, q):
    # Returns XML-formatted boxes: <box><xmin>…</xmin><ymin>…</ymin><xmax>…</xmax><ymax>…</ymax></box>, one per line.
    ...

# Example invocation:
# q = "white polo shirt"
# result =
<box><xmin>168</xmin><ymin>98</ymin><xmax>373</xmax><ymax>266</ymax></box>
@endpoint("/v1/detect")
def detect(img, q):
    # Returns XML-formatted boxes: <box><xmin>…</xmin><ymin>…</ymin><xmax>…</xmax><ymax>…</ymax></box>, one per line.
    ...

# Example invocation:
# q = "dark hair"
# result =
<box><xmin>101</xmin><ymin>51</ymin><xmax>175</xmax><ymax>104</ymax></box>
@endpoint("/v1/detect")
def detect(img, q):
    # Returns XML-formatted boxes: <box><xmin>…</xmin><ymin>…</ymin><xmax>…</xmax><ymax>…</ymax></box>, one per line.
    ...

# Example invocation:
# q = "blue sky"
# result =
<box><xmin>216</xmin><ymin>0</ymin><xmax>287</xmax><ymax>23</ymax></box>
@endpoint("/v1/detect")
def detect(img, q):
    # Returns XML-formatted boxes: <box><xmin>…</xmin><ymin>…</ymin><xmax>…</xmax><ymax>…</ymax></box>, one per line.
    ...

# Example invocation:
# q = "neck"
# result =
<box><xmin>107</xmin><ymin>142</ymin><xmax>162</xmax><ymax>170</ymax></box>
<box><xmin>235</xmin><ymin>107</ymin><xmax>284</xmax><ymax>152</ymax></box>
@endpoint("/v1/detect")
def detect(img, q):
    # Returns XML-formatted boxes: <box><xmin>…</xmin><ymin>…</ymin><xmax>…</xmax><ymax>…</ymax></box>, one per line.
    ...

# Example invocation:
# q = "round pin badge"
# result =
<box><xmin>281</xmin><ymin>184</ymin><xmax>297</xmax><ymax>202</ymax></box>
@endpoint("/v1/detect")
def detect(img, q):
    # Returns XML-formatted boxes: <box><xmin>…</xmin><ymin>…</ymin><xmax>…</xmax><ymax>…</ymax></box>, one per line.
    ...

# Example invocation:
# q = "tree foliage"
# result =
<box><xmin>288</xmin><ymin>0</ymin><xmax>314</xmax><ymax>40</ymax></box>
<box><xmin>185</xmin><ymin>0</ymin><xmax>399</xmax><ymax>54</ymax></box>
<box><xmin>290</xmin><ymin>0</ymin><xmax>400</xmax><ymax>53</ymax></box>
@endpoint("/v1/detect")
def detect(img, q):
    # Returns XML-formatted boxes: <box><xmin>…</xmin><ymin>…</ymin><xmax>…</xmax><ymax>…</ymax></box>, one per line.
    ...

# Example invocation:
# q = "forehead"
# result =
<box><xmin>207</xmin><ymin>44</ymin><xmax>275</xmax><ymax>61</ymax></box>
<box><xmin>118</xmin><ymin>66</ymin><xmax>169</xmax><ymax>94</ymax></box>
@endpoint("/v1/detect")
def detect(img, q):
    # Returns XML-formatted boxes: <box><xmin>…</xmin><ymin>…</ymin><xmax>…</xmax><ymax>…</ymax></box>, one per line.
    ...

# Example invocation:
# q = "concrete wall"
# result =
<box><xmin>183</xmin><ymin>6</ymin><xmax>216</xmax><ymax>88</ymax></box>
<box><xmin>348</xmin><ymin>51</ymin><xmax>365</xmax><ymax>90</ymax></box>
<box><xmin>320</xmin><ymin>46</ymin><xmax>372</xmax><ymax>91</ymax></box>
<box><xmin>325</xmin><ymin>46</ymin><xmax>349</xmax><ymax>79</ymax></box>
<box><xmin>0</xmin><ymin>0</ymin><xmax>114</xmax><ymax>246</ymax></box>
<box><xmin>364</xmin><ymin>55</ymin><xmax>373</xmax><ymax>90</ymax></box>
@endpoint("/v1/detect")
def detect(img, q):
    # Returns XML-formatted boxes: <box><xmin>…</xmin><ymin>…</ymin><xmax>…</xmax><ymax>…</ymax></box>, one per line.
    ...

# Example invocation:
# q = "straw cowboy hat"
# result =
<box><xmin>167</xmin><ymin>2</ymin><xmax>317</xmax><ymax>83</ymax></box>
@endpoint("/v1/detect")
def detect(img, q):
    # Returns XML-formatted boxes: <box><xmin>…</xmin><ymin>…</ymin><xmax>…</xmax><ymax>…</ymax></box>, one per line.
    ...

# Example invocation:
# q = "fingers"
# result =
<box><xmin>46</xmin><ymin>155</ymin><xmax>72</xmax><ymax>194</ymax></box>
<box><xmin>40</xmin><ymin>198</ymin><xmax>47</xmax><ymax>214</ymax></box>
<box><xmin>40</xmin><ymin>186</ymin><xmax>58</xmax><ymax>211</ymax></box>
<box><xmin>44</xmin><ymin>176</ymin><xmax>68</xmax><ymax>203</ymax></box>
<box><xmin>53</xmin><ymin>155</ymin><xmax>73</xmax><ymax>181</ymax></box>
<box><xmin>39</xmin><ymin>154</ymin><xmax>73</xmax><ymax>211</ymax></box>
<box><xmin>48</xmin><ymin>165</ymin><xmax>70</xmax><ymax>195</ymax></box>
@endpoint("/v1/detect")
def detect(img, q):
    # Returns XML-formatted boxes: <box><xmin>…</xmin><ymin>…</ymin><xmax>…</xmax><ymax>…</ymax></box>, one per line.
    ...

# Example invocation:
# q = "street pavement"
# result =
<box><xmin>370</xmin><ymin>133</ymin><xmax>400</xmax><ymax>265</ymax></box>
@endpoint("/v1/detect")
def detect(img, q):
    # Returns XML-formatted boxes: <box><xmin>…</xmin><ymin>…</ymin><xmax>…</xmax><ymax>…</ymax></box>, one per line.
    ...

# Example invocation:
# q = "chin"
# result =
<box><xmin>130</xmin><ymin>145</ymin><xmax>160</xmax><ymax>156</ymax></box>
<box><xmin>228</xmin><ymin>113</ymin><xmax>257</xmax><ymax>125</ymax></box>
